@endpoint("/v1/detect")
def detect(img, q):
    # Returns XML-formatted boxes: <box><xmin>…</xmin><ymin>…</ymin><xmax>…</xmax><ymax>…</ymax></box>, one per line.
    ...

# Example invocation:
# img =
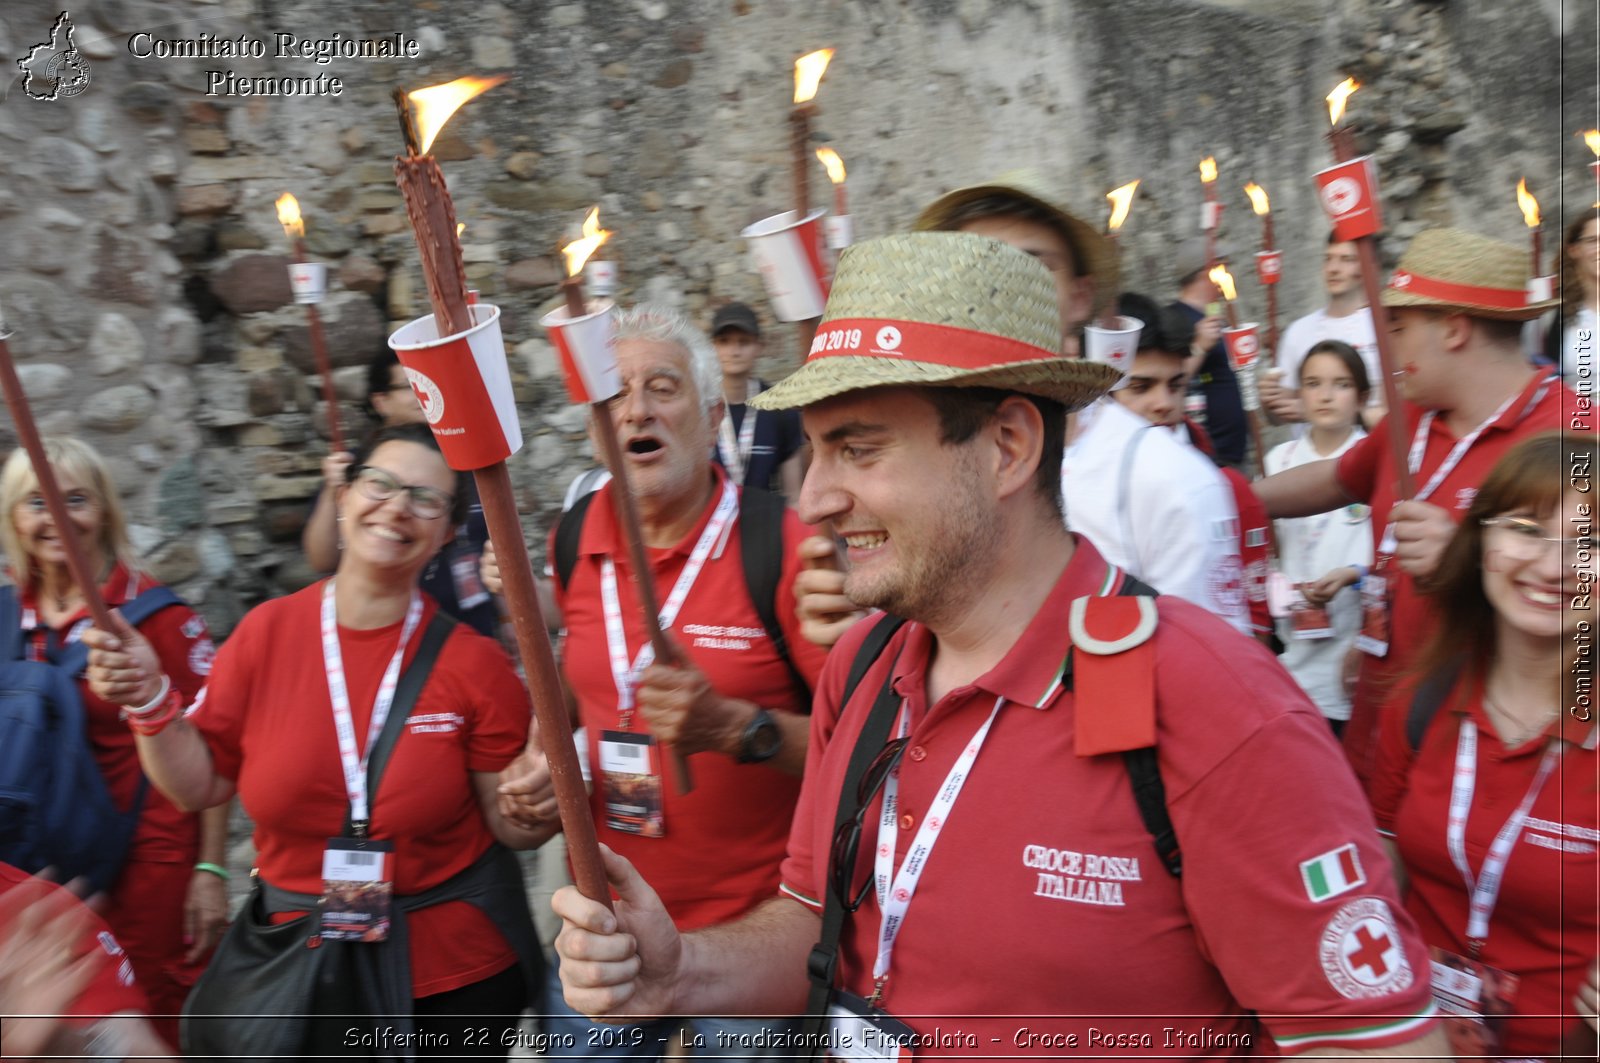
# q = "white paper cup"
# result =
<box><xmin>741</xmin><ymin>208</ymin><xmax>830</xmax><ymax>322</ymax></box>
<box><xmin>1526</xmin><ymin>275</ymin><xmax>1557</xmax><ymax>303</ymax></box>
<box><xmin>1201</xmin><ymin>201</ymin><xmax>1222</xmax><ymax>232</ymax></box>
<box><xmin>586</xmin><ymin>260</ymin><xmax>619</xmax><ymax>298</ymax></box>
<box><xmin>1083</xmin><ymin>315</ymin><xmax>1143</xmax><ymax>387</ymax></box>
<box><xmin>824</xmin><ymin>215</ymin><xmax>854</xmax><ymax>251</ymax></box>
<box><xmin>541</xmin><ymin>300</ymin><xmax>620</xmax><ymax>405</ymax></box>
<box><xmin>387</xmin><ymin>304</ymin><xmax>523</xmax><ymax>470</ymax></box>
<box><xmin>288</xmin><ymin>262</ymin><xmax>327</xmax><ymax>305</ymax></box>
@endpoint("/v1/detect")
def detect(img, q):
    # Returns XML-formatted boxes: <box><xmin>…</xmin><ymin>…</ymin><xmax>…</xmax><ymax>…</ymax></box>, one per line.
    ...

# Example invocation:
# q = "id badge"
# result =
<box><xmin>1429</xmin><ymin>947</ymin><xmax>1520</xmax><ymax>1059</ymax></box>
<box><xmin>1290</xmin><ymin>589</ymin><xmax>1334</xmax><ymax>640</ymax></box>
<box><xmin>599</xmin><ymin>730</ymin><xmax>665</xmax><ymax>838</ymax></box>
<box><xmin>825</xmin><ymin>990</ymin><xmax>918</xmax><ymax>1062</ymax></box>
<box><xmin>319</xmin><ymin>837</ymin><xmax>395</xmax><ymax>942</ymax></box>
<box><xmin>1355</xmin><ymin>572</ymin><xmax>1391</xmax><ymax>657</ymax></box>
<box><xmin>451</xmin><ymin>550</ymin><xmax>491</xmax><ymax>610</ymax></box>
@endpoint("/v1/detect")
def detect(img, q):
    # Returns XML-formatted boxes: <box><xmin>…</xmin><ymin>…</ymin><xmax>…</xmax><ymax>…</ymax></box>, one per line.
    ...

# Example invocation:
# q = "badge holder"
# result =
<box><xmin>320</xmin><ymin>835</ymin><xmax>396</xmax><ymax>942</ymax></box>
<box><xmin>826</xmin><ymin>989</ymin><xmax>918</xmax><ymax>1062</ymax></box>
<box><xmin>1355</xmin><ymin>566</ymin><xmax>1392</xmax><ymax>657</ymax></box>
<box><xmin>1289</xmin><ymin>587</ymin><xmax>1334</xmax><ymax>641</ymax></box>
<box><xmin>1428</xmin><ymin>946</ymin><xmax>1520</xmax><ymax>1058</ymax></box>
<box><xmin>599</xmin><ymin>730</ymin><xmax>666</xmax><ymax>837</ymax></box>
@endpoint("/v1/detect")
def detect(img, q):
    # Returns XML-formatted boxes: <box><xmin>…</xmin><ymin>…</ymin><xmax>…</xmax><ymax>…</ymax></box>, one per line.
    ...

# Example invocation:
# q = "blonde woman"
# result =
<box><xmin>1</xmin><ymin>438</ymin><xmax>226</xmax><ymax>1048</ymax></box>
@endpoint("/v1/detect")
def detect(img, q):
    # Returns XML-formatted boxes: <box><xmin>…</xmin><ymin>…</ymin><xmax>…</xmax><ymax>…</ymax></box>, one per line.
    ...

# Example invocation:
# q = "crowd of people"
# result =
<box><xmin>1</xmin><ymin>165</ymin><xmax>1595</xmax><ymax>1063</ymax></box>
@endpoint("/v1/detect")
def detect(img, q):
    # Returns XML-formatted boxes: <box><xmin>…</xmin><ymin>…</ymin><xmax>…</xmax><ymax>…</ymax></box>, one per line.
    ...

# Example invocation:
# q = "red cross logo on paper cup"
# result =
<box><xmin>1222</xmin><ymin>322</ymin><xmax>1261</xmax><ymax>370</ymax></box>
<box><xmin>287</xmin><ymin>262</ymin><xmax>327</xmax><ymax>305</ymax></box>
<box><xmin>1313</xmin><ymin>156</ymin><xmax>1382</xmax><ymax>241</ymax></box>
<box><xmin>540</xmin><ymin>300</ymin><xmax>620</xmax><ymax>405</ymax></box>
<box><xmin>740</xmin><ymin>208</ymin><xmax>832</xmax><ymax>322</ymax></box>
<box><xmin>1255</xmin><ymin>249</ymin><xmax>1283</xmax><ymax>285</ymax></box>
<box><xmin>387</xmin><ymin>303</ymin><xmax>523</xmax><ymax>471</ymax></box>
<box><xmin>1083</xmin><ymin>315</ymin><xmax>1143</xmax><ymax>389</ymax></box>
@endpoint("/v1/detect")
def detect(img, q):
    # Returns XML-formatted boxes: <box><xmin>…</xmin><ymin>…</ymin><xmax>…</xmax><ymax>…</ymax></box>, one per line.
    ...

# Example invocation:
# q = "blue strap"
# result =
<box><xmin>52</xmin><ymin>586</ymin><xmax>182</xmax><ymax>677</ymax></box>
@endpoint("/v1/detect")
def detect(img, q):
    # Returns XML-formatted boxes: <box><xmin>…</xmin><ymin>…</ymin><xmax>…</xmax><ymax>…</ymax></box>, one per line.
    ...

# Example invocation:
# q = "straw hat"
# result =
<box><xmin>1381</xmin><ymin>227</ymin><xmax>1560</xmax><ymax>321</ymax></box>
<box><xmin>750</xmin><ymin>232</ymin><xmax>1120</xmax><ymax>412</ymax></box>
<box><xmin>912</xmin><ymin>171</ymin><xmax>1121</xmax><ymax>313</ymax></box>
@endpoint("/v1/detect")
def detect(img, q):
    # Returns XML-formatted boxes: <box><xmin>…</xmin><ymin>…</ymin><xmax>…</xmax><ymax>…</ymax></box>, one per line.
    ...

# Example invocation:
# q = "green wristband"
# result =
<box><xmin>193</xmin><ymin>862</ymin><xmax>230</xmax><ymax>881</ymax></box>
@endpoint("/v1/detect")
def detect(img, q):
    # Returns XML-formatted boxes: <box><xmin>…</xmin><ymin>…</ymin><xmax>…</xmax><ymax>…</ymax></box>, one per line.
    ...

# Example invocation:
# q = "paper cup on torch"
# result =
<box><xmin>824</xmin><ymin>215</ymin><xmax>854</xmax><ymax>250</ymax></box>
<box><xmin>1527</xmin><ymin>275</ymin><xmax>1557</xmax><ymax>303</ymax></box>
<box><xmin>388</xmin><ymin>303</ymin><xmax>523</xmax><ymax>471</ymax></box>
<box><xmin>1314</xmin><ymin>156</ymin><xmax>1382</xmax><ymax>241</ymax></box>
<box><xmin>1200</xmin><ymin>201</ymin><xmax>1222</xmax><ymax>232</ymax></box>
<box><xmin>1222</xmin><ymin>322</ymin><xmax>1262</xmax><ymax>371</ymax></box>
<box><xmin>585</xmin><ymin>260</ymin><xmax>619</xmax><ymax>298</ymax></box>
<box><xmin>541</xmin><ymin>300</ymin><xmax>620</xmax><ymax>404</ymax></box>
<box><xmin>1255</xmin><ymin>250</ymin><xmax>1283</xmax><ymax>285</ymax></box>
<box><xmin>741</xmin><ymin>208</ymin><xmax>830</xmax><ymax>322</ymax></box>
<box><xmin>1083</xmin><ymin>316</ymin><xmax>1143</xmax><ymax>388</ymax></box>
<box><xmin>288</xmin><ymin>262</ymin><xmax>327</xmax><ymax>305</ymax></box>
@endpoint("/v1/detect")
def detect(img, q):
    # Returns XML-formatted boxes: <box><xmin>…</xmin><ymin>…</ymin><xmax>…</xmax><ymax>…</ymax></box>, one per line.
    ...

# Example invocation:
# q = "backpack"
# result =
<box><xmin>553</xmin><ymin>484</ymin><xmax>809</xmax><ymax>698</ymax></box>
<box><xmin>0</xmin><ymin>584</ymin><xmax>181</xmax><ymax>892</ymax></box>
<box><xmin>1405</xmin><ymin>655</ymin><xmax>1468</xmax><ymax>752</ymax></box>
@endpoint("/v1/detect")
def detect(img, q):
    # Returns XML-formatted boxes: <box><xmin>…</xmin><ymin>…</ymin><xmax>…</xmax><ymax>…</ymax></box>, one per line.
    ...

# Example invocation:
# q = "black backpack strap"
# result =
<box><xmin>553</xmin><ymin>490</ymin><xmax>598</xmax><ymax>593</ymax></box>
<box><xmin>802</xmin><ymin>613</ymin><xmax>907</xmax><ymax>1047</ymax></box>
<box><xmin>1407</xmin><ymin>655</ymin><xmax>1468</xmax><ymax>752</ymax></box>
<box><xmin>0</xmin><ymin>585</ymin><xmax>21</xmax><ymax>662</ymax></box>
<box><xmin>341</xmin><ymin>612</ymin><xmax>458</xmax><ymax>836</ymax></box>
<box><xmin>737</xmin><ymin>487</ymin><xmax>811</xmax><ymax>699</ymax></box>
<box><xmin>1064</xmin><ymin>570</ymin><xmax>1181</xmax><ymax>878</ymax></box>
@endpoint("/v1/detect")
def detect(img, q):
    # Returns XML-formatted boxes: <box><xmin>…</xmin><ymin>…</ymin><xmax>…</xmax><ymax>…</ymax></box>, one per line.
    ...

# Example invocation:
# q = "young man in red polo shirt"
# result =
<box><xmin>542</xmin><ymin>304</ymin><xmax>828</xmax><ymax>1059</ymax></box>
<box><xmin>552</xmin><ymin>233</ymin><xmax>1445</xmax><ymax>1058</ymax></box>
<box><xmin>1255</xmin><ymin>228</ymin><xmax>1568</xmax><ymax>793</ymax></box>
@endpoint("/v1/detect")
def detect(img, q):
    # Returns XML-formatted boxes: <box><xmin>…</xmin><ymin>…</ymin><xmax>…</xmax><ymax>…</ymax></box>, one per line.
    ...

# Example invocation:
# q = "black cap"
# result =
<box><xmin>711</xmin><ymin>302</ymin><xmax>761</xmax><ymax>338</ymax></box>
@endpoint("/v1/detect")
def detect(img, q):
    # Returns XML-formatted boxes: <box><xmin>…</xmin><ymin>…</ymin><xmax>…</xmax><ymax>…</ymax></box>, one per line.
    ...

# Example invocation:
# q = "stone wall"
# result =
<box><xmin>0</xmin><ymin>0</ymin><xmax>1582</xmax><ymax>636</ymax></box>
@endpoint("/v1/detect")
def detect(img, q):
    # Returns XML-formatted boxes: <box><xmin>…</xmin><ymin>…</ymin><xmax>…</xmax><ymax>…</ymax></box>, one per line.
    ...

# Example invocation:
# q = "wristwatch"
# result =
<box><xmin>736</xmin><ymin>707</ymin><xmax>783</xmax><ymax>764</ymax></box>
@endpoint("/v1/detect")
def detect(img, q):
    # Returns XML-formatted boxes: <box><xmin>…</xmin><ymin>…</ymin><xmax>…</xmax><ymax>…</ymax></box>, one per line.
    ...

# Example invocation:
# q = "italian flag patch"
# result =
<box><xmin>1300</xmin><ymin>844</ymin><xmax>1365</xmax><ymax>903</ymax></box>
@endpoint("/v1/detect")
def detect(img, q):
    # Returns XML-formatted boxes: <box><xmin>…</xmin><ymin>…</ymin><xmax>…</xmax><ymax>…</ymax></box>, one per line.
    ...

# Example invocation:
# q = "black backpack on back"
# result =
<box><xmin>0</xmin><ymin>585</ymin><xmax>179</xmax><ymax>891</ymax></box>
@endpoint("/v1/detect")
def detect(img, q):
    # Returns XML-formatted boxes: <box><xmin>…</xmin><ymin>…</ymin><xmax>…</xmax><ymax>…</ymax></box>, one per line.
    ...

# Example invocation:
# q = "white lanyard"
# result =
<box><xmin>1445</xmin><ymin>718</ymin><xmax>1561</xmax><ymax>948</ymax></box>
<box><xmin>870</xmin><ymin>694</ymin><xmax>1005</xmax><ymax>982</ymax></box>
<box><xmin>716</xmin><ymin>379</ymin><xmax>761</xmax><ymax>484</ymax></box>
<box><xmin>1381</xmin><ymin>378</ymin><xmax>1551</xmax><ymax>555</ymax></box>
<box><xmin>600</xmin><ymin>479</ymin><xmax>739</xmax><ymax>720</ymax></box>
<box><xmin>319</xmin><ymin>580</ymin><xmax>423</xmax><ymax>829</ymax></box>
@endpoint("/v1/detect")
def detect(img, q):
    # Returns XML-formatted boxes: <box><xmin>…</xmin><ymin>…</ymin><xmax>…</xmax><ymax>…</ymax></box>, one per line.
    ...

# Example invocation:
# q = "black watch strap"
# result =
<box><xmin>737</xmin><ymin>707</ymin><xmax>783</xmax><ymax>763</ymax></box>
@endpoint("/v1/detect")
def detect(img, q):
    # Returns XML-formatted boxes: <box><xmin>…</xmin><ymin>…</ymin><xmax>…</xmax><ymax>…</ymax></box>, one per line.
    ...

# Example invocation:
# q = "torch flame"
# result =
<box><xmin>1585</xmin><ymin>130</ymin><xmax>1600</xmax><ymax>157</ymax></box>
<box><xmin>1198</xmin><ymin>157</ymin><xmax>1217</xmax><ymax>185</ymax></box>
<box><xmin>562</xmin><ymin>207</ymin><xmax>611</xmax><ymax>277</ymax></box>
<box><xmin>407</xmin><ymin>75</ymin><xmax>509</xmax><ymax>155</ymax></box>
<box><xmin>457</xmin><ymin>222</ymin><xmax>466</xmax><ymax>237</ymax></box>
<box><xmin>274</xmin><ymin>192</ymin><xmax>304</xmax><ymax>239</ymax></box>
<box><xmin>793</xmin><ymin>49</ymin><xmax>834</xmax><ymax>104</ymax></box>
<box><xmin>1105</xmin><ymin>180</ymin><xmax>1139</xmax><ymax>232</ymax></box>
<box><xmin>1516</xmin><ymin>178</ymin><xmax>1540</xmax><ymax>228</ymax></box>
<box><xmin>815</xmin><ymin>147</ymin><xmax>847</xmax><ymax>185</ymax></box>
<box><xmin>1208</xmin><ymin>264</ymin><xmax>1237</xmax><ymax>302</ymax></box>
<box><xmin>1326</xmin><ymin>77</ymin><xmax>1359</xmax><ymax>126</ymax></box>
<box><xmin>1243</xmin><ymin>181</ymin><xmax>1270</xmax><ymax>216</ymax></box>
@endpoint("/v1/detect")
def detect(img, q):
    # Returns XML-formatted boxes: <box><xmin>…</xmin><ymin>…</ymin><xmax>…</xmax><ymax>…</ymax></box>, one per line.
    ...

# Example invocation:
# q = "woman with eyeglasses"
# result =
<box><xmin>82</xmin><ymin>423</ymin><xmax>557</xmax><ymax>1058</ymax></box>
<box><xmin>1370</xmin><ymin>431</ymin><xmax>1598</xmax><ymax>1059</ymax></box>
<box><xmin>1545</xmin><ymin>206</ymin><xmax>1600</xmax><ymax>380</ymax></box>
<box><xmin>1</xmin><ymin>437</ymin><xmax>226</xmax><ymax>1051</ymax></box>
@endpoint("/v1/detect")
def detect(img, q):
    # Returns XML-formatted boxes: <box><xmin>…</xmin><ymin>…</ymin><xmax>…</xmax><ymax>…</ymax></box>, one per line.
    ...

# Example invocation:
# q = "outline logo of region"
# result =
<box><xmin>17</xmin><ymin>11</ymin><xmax>93</xmax><ymax>101</ymax></box>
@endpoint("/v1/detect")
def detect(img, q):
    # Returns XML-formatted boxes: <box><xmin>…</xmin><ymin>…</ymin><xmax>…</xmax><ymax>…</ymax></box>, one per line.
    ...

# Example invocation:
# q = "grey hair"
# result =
<box><xmin>611</xmin><ymin>303</ymin><xmax>724</xmax><ymax>412</ymax></box>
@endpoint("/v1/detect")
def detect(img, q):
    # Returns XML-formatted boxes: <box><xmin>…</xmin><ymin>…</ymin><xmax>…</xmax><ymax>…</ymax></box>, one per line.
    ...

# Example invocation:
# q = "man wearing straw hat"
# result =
<box><xmin>553</xmin><ymin>232</ymin><xmax>1443</xmax><ymax>1058</ymax></box>
<box><xmin>1256</xmin><ymin>228</ymin><xmax>1569</xmax><ymax>792</ymax></box>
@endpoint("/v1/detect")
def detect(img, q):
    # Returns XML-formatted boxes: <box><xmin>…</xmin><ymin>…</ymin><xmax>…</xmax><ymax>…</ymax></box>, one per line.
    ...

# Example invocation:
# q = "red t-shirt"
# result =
<box><xmin>1335</xmin><ymin>371</ymin><xmax>1569</xmax><ymax>786</ymax></box>
<box><xmin>1183</xmin><ymin>419</ymin><xmax>1272</xmax><ymax>637</ymax></box>
<box><xmin>189</xmin><ymin>583</ymin><xmax>530</xmax><ymax>997</ymax></box>
<box><xmin>0</xmin><ymin>862</ymin><xmax>148</xmax><ymax>1020</ymax></box>
<box><xmin>17</xmin><ymin>565</ymin><xmax>213</xmax><ymax>863</ymax></box>
<box><xmin>554</xmin><ymin>470</ymin><xmax>827</xmax><ymax>931</ymax></box>
<box><xmin>1371</xmin><ymin>673</ymin><xmax>1599</xmax><ymax>1058</ymax></box>
<box><xmin>780</xmin><ymin>537</ymin><xmax>1437</xmax><ymax>1055</ymax></box>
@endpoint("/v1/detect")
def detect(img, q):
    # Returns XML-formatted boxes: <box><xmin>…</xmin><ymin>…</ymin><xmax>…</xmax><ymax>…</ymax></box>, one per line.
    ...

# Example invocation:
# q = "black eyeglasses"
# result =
<box><xmin>828</xmin><ymin>737</ymin><xmax>909</xmax><ymax>913</ymax></box>
<box><xmin>350</xmin><ymin>465</ymin><xmax>454</xmax><ymax>520</ymax></box>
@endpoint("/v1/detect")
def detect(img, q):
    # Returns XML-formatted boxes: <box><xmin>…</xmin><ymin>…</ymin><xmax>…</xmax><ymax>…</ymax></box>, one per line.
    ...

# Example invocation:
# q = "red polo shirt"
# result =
<box><xmin>190</xmin><ymin>585</ymin><xmax>530</xmax><ymax>996</ymax></box>
<box><xmin>16</xmin><ymin>564</ymin><xmax>212</xmax><ymax>862</ymax></box>
<box><xmin>1335</xmin><ymin>371</ymin><xmax>1568</xmax><ymax>788</ymax></box>
<box><xmin>554</xmin><ymin>470</ymin><xmax>827</xmax><ymax>931</ymax></box>
<box><xmin>1372</xmin><ymin>672</ymin><xmax>1599</xmax><ymax>1058</ymax></box>
<box><xmin>780</xmin><ymin>537</ymin><xmax>1437</xmax><ymax>1055</ymax></box>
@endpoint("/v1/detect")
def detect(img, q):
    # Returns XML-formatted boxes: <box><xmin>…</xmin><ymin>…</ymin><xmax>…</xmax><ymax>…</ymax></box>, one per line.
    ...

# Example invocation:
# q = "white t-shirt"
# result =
<box><xmin>1061</xmin><ymin>400</ymin><xmax>1250</xmax><ymax>635</ymax></box>
<box><xmin>1264</xmin><ymin>431</ymin><xmax>1373</xmax><ymax>721</ymax></box>
<box><xmin>1277</xmin><ymin>306</ymin><xmax>1381</xmax><ymax>395</ymax></box>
